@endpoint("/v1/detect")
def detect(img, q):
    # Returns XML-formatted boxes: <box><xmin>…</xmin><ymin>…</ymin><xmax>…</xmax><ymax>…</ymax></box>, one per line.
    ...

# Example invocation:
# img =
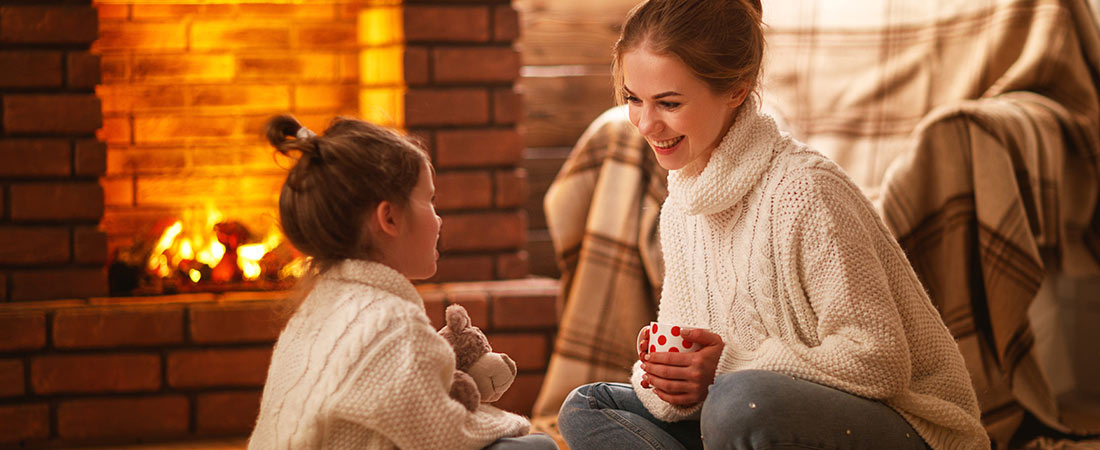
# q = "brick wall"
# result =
<box><xmin>0</xmin><ymin>3</ymin><xmax>109</xmax><ymax>302</ymax></box>
<box><xmin>0</xmin><ymin>280</ymin><xmax>558</xmax><ymax>447</ymax></box>
<box><xmin>94</xmin><ymin>2</ymin><xmax>363</xmax><ymax>270</ymax></box>
<box><xmin>404</xmin><ymin>0</ymin><xmax>529</xmax><ymax>282</ymax></box>
<box><xmin>94</xmin><ymin>0</ymin><xmax>530</xmax><ymax>283</ymax></box>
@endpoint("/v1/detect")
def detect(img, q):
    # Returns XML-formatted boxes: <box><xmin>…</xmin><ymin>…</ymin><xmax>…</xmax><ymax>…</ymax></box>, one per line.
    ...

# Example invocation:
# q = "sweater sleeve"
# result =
<box><xmin>754</xmin><ymin>167</ymin><xmax>913</xmax><ymax>400</ymax></box>
<box><xmin>328</xmin><ymin>313</ymin><xmax>529</xmax><ymax>450</ymax></box>
<box><xmin>630</xmin><ymin>360</ymin><xmax>703</xmax><ymax>422</ymax></box>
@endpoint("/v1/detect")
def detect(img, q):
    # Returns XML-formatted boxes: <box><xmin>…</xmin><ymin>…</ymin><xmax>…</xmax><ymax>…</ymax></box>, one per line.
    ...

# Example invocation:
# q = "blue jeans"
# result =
<box><xmin>485</xmin><ymin>433</ymin><xmax>559</xmax><ymax>449</ymax></box>
<box><xmin>558</xmin><ymin>370</ymin><xmax>930</xmax><ymax>450</ymax></box>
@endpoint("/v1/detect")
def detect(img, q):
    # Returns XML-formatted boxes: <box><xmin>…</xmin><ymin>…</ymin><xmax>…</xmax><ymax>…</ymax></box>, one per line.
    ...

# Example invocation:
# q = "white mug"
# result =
<box><xmin>648</xmin><ymin>321</ymin><xmax>702</xmax><ymax>353</ymax></box>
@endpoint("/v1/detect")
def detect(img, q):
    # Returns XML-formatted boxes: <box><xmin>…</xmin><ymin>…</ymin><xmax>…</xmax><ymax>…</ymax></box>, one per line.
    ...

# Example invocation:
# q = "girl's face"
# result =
<box><xmin>392</xmin><ymin>161</ymin><xmax>442</xmax><ymax>280</ymax></box>
<box><xmin>621</xmin><ymin>46</ymin><xmax>745</xmax><ymax>173</ymax></box>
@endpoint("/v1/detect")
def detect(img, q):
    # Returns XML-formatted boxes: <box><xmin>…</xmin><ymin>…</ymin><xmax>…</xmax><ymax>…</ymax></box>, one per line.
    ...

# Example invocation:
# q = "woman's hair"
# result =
<box><xmin>612</xmin><ymin>0</ymin><xmax>764</xmax><ymax>103</ymax></box>
<box><xmin>265</xmin><ymin>115</ymin><xmax>429</xmax><ymax>274</ymax></box>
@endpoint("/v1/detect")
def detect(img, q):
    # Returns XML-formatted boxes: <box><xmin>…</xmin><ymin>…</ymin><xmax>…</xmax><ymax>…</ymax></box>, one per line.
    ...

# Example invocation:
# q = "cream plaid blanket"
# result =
<box><xmin>534</xmin><ymin>0</ymin><xmax>1100</xmax><ymax>446</ymax></box>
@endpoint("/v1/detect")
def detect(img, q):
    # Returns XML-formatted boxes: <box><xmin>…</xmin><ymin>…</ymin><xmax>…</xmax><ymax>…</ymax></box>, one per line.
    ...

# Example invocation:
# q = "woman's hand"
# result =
<box><xmin>639</xmin><ymin>328</ymin><xmax>724</xmax><ymax>407</ymax></box>
<box><xmin>637</xmin><ymin>325</ymin><xmax>651</xmax><ymax>362</ymax></box>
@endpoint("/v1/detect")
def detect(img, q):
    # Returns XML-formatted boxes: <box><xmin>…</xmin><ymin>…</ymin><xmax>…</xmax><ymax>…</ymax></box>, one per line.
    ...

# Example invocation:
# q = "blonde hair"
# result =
<box><xmin>612</xmin><ymin>0</ymin><xmax>764</xmax><ymax>103</ymax></box>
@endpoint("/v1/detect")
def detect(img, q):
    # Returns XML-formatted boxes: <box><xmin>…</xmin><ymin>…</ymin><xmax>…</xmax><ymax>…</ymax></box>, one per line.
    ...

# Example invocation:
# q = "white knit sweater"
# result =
<box><xmin>249</xmin><ymin>260</ymin><xmax>529</xmax><ymax>450</ymax></box>
<box><xmin>630</xmin><ymin>98</ymin><xmax>990</xmax><ymax>450</ymax></box>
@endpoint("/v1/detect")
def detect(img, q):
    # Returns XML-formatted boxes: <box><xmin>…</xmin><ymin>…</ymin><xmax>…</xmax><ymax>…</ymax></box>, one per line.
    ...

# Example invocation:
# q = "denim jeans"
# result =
<box><xmin>485</xmin><ymin>432</ymin><xmax>559</xmax><ymax>449</ymax></box>
<box><xmin>558</xmin><ymin>370</ymin><xmax>930</xmax><ymax>450</ymax></box>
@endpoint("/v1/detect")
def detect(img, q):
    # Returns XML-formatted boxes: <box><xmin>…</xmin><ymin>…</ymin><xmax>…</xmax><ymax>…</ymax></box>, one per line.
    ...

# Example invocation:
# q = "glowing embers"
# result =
<box><xmin>112</xmin><ymin>209</ymin><xmax>306</xmax><ymax>296</ymax></box>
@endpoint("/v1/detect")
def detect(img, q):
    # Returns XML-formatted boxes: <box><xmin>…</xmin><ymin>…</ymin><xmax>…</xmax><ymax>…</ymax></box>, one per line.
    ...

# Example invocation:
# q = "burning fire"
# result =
<box><xmin>145</xmin><ymin>210</ymin><xmax>304</xmax><ymax>285</ymax></box>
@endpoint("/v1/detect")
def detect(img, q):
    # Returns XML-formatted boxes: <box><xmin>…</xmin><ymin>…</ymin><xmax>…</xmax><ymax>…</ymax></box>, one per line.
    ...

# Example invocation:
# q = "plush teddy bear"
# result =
<box><xmin>438</xmin><ymin>304</ymin><xmax>517</xmax><ymax>412</ymax></box>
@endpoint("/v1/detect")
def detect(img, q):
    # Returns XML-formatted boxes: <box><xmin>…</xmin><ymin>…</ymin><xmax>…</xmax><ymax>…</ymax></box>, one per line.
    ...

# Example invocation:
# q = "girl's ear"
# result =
<box><xmin>372</xmin><ymin>200</ymin><xmax>401</xmax><ymax>237</ymax></box>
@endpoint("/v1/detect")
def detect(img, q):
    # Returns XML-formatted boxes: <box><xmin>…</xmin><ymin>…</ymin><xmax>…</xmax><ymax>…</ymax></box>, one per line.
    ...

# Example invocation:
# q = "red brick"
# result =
<box><xmin>100</xmin><ymin>176</ymin><xmax>134</xmax><ymax>207</ymax></box>
<box><xmin>99</xmin><ymin>54</ymin><xmax>127</xmax><ymax>82</ymax></box>
<box><xmin>10</xmin><ymin>182</ymin><xmax>103</xmax><ymax>221</ymax></box>
<box><xmin>493</xmin><ymin>6</ymin><xmax>520</xmax><ymax>42</ymax></box>
<box><xmin>53</xmin><ymin>305</ymin><xmax>183</xmax><ymax>349</ymax></box>
<box><xmin>433</xmin><ymin>47</ymin><xmax>520</xmax><ymax>83</ymax></box>
<box><xmin>440</xmin><ymin>212</ymin><xmax>525</xmax><ymax>251</ymax></box>
<box><xmin>31</xmin><ymin>353</ymin><xmax>160</xmax><ymax>394</ymax></box>
<box><xmin>167</xmin><ymin>348</ymin><xmax>271</xmax><ymax>388</ymax></box>
<box><xmin>492</xmin><ymin>292</ymin><xmax>558</xmax><ymax>330</ymax></box>
<box><xmin>0</xmin><ymin>227</ymin><xmax>69</xmax><ymax>265</ymax></box>
<box><xmin>495</xmin><ymin>168</ymin><xmax>527</xmax><ymax>208</ymax></box>
<box><xmin>0</xmin><ymin>138</ymin><xmax>70</xmax><ymax>177</ymax></box>
<box><xmin>73</xmin><ymin>226</ymin><xmax>107</xmax><ymax>265</ymax></box>
<box><xmin>0</xmin><ymin>274</ymin><xmax>5</xmax><ymax>301</ymax></box>
<box><xmin>0</xmin><ymin>51</ymin><xmax>61</xmax><ymax>87</ymax></box>
<box><xmin>189</xmin><ymin>301</ymin><xmax>285</xmax><ymax>344</ymax></box>
<box><xmin>132</xmin><ymin>54</ymin><xmax>235</xmax><ymax>82</ymax></box>
<box><xmin>67</xmin><ymin>52</ymin><xmax>101</xmax><ymax>89</ymax></box>
<box><xmin>0</xmin><ymin>403</ymin><xmax>49</xmax><ymax>443</ymax></box>
<box><xmin>0</xmin><ymin>311</ymin><xmax>46</xmax><ymax>351</ymax></box>
<box><xmin>436</xmin><ymin>128</ymin><xmax>523</xmax><ymax>168</ymax></box>
<box><xmin>235</xmin><ymin>54</ymin><xmax>339</xmax><ymax>82</ymax></box>
<box><xmin>447</xmin><ymin>291</ymin><xmax>489</xmax><ymax>328</ymax></box>
<box><xmin>435</xmin><ymin>171</ymin><xmax>492</xmax><ymax>210</ymax></box>
<box><xmin>431</xmin><ymin>255</ymin><xmax>494</xmax><ymax>282</ymax></box>
<box><xmin>96</xmin><ymin>21</ymin><xmax>187</xmax><ymax>51</ymax></box>
<box><xmin>294</xmin><ymin>84</ymin><xmax>357</xmax><ymax>111</ymax></box>
<box><xmin>404</xmin><ymin>46</ymin><xmax>430</xmax><ymax>85</ymax></box>
<box><xmin>492</xmin><ymin>87</ymin><xmax>522</xmax><ymax>124</ymax></box>
<box><xmin>405</xmin><ymin>88</ymin><xmax>488</xmax><ymax>127</ymax></box>
<box><xmin>297</xmin><ymin>23</ymin><xmax>357</xmax><ymax>48</ymax></box>
<box><xmin>190</xmin><ymin>21</ymin><xmax>290</xmax><ymax>50</ymax></box>
<box><xmin>493</xmin><ymin>373</ymin><xmax>543</xmax><ymax>416</ymax></box>
<box><xmin>487</xmin><ymin>333</ymin><xmax>547</xmax><ymax>370</ymax></box>
<box><xmin>0</xmin><ymin>359</ymin><xmax>24</xmax><ymax>398</ymax></box>
<box><xmin>496</xmin><ymin>250</ymin><xmax>529</xmax><ymax>279</ymax></box>
<box><xmin>10</xmin><ymin>269</ymin><xmax>107</xmax><ymax>301</ymax></box>
<box><xmin>421</xmin><ymin>290</ymin><xmax>447</xmax><ymax>329</ymax></box>
<box><xmin>196</xmin><ymin>390</ymin><xmax>262</xmax><ymax>435</ymax></box>
<box><xmin>405</xmin><ymin>6</ymin><xmax>489</xmax><ymax>42</ymax></box>
<box><xmin>74</xmin><ymin>139</ymin><xmax>107</xmax><ymax>176</ymax></box>
<box><xmin>3</xmin><ymin>94</ymin><xmax>102</xmax><ymax>134</ymax></box>
<box><xmin>57</xmin><ymin>395</ymin><xmax>188</xmax><ymax>439</ymax></box>
<box><xmin>0</xmin><ymin>6</ymin><xmax>98</xmax><ymax>44</ymax></box>
<box><xmin>96</xmin><ymin>4</ymin><xmax>128</xmax><ymax>20</ymax></box>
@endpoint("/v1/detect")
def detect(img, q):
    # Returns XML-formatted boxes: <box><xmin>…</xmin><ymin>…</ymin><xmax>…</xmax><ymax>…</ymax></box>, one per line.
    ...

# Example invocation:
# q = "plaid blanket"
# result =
<box><xmin>531</xmin><ymin>106</ymin><xmax>665</xmax><ymax>419</ymax></box>
<box><xmin>533</xmin><ymin>0</ymin><xmax>1100</xmax><ymax>446</ymax></box>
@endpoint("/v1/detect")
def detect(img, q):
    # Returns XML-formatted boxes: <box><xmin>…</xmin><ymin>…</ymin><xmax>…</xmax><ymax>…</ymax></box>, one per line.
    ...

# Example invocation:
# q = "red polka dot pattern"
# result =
<box><xmin>669</xmin><ymin>347</ymin><xmax>679</xmax><ymax>352</ymax></box>
<box><xmin>657</xmin><ymin>335</ymin><xmax>667</xmax><ymax>345</ymax></box>
<box><xmin>671</xmin><ymin>326</ymin><xmax>680</xmax><ymax>336</ymax></box>
<box><xmin>683</xmin><ymin>340</ymin><xmax>693</xmax><ymax>349</ymax></box>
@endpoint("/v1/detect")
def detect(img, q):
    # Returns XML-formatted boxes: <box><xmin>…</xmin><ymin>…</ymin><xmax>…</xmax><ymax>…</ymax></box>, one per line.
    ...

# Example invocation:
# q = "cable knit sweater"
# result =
<box><xmin>629</xmin><ymin>98</ymin><xmax>989</xmax><ymax>450</ymax></box>
<box><xmin>248</xmin><ymin>260</ymin><xmax>529</xmax><ymax>450</ymax></box>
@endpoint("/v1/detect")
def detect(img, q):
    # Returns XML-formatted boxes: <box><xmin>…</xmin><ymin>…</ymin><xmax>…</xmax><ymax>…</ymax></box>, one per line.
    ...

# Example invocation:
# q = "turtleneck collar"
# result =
<box><xmin>666</xmin><ymin>96</ymin><xmax>782</xmax><ymax>216</ymax></box>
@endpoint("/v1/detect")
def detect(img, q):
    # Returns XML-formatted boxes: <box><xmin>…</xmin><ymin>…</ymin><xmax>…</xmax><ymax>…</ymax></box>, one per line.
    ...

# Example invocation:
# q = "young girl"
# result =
<box><xmin>557</xmin><ymin>1</ymin><xmax>990</xmax><ymax>449</ymax></box>
<box><xmin>248</xmin><ymin>115</ymin><xmax>557</xmax><ymax>450</ymax></box>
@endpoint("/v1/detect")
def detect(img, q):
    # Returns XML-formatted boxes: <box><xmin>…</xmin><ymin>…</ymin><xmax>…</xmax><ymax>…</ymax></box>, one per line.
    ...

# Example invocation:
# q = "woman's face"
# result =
<box><xmin>621</xmin><ymin>46</ymin><xmax>744</xmax><ymax>173</ymax></box>
<box><xmin>392</xmin><ymin>160</ymin><xmax>442</xmax><ymax>280</ymax></box>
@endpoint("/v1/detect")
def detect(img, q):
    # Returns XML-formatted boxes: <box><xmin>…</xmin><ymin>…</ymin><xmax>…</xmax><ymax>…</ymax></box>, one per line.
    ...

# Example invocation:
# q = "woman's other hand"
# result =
<box><xmin>640</xmin><ymin>328</ymin><xmax>724</xmax><ymax>407</ymax></box>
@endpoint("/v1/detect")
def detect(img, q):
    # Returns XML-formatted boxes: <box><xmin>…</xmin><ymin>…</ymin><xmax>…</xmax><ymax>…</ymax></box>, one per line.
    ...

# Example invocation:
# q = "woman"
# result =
<box><xmin>556</xmin><ymin>1</ymin><xmax>989</xmax><ymax>449</ymax></box>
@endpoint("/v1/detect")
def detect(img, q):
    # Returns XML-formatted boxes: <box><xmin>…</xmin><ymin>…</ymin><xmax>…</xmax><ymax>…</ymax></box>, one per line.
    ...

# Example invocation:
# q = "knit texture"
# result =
<box><xmin>248</xmin><ymin>260</ymin><xmax>529</xmax><ymax>450</ymax></box>
<box><xmin>631</xmin><ymin>98</ymin><xmax>990</xmax><ymax>450</ymax></box>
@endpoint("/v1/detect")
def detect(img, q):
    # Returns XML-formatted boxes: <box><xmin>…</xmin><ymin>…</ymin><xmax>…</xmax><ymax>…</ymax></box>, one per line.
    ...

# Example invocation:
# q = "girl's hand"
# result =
<box><xmin>639</xmin><ymin>328</ymin><xmax>724</xmax><ymax>407</ymax></box>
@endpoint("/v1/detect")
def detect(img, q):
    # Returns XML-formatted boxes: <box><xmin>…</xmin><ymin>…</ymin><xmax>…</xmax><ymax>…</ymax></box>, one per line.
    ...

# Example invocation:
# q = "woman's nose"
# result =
<box><xmin>635</xmin><ymin>107</ymin><xmax>662</xmax><ymax>136</ymax></box>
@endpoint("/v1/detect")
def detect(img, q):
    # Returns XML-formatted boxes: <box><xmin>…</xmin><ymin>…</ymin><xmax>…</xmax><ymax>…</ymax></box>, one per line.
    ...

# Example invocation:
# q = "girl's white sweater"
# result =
<box><xmin>249</xmin><ymin>260</ymin><xmax>529</xmax><ymax>450</ymax></box>
<box><xmin>630</xmin><ymin>98</ymin><xmax>989</xmax><ymax>450</ymax></box>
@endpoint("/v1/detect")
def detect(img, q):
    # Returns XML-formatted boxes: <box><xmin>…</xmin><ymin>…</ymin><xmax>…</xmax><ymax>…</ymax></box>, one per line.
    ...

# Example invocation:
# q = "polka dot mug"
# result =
<box><xmin>648</xmin><ymin>321</ymin><xmax>703</xmax><ymax>353</ymax></box>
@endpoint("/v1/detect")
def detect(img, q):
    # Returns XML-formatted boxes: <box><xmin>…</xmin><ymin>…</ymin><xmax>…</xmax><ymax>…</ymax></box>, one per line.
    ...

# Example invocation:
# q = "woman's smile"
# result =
<box><xmin>650</xmin><ymin>135</ymin><xmax>685</xmax><ymax>155</ymax></box>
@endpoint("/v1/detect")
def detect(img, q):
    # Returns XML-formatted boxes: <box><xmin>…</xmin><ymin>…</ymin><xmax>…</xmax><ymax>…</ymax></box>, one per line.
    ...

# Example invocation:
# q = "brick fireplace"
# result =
<box><xmin>0</xmin><ymin>1</ymin><xmax>558</xmax><ymax>447</ymax></box>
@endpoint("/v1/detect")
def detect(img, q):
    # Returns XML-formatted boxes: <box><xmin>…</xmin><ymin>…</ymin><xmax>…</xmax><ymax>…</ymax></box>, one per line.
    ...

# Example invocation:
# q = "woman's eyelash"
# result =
<box><xmin>659</xmin><ymin>101</ymin><xmax>681</xmax><ymax>109</ymax></box>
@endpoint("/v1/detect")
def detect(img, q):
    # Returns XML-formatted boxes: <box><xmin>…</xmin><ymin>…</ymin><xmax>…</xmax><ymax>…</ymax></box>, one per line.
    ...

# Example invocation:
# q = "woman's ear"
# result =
<box><xmin>728</xmin><ymin>86</ymin><xmax>750</xmax><ymax>109</ymax></box>
<box><xmin>371</xmin><ymin>200</ymin><xmax>401</xmax><ymax>238</ymax></box>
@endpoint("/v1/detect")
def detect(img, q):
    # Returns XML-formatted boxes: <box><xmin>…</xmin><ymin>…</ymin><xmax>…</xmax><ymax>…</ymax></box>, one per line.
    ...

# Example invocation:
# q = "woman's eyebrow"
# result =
<box><xmin>623</xmin><ymin>86</ymin><xmax>682</xmax><ymax>99</ymax></box>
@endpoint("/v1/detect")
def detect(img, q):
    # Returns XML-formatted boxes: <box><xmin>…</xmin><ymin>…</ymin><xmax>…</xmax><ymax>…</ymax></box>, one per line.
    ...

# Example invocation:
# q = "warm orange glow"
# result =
<box><xmin>96</xmin><ymin>0</ymin><xmax>404</xmax><ymax>292</ymax></box>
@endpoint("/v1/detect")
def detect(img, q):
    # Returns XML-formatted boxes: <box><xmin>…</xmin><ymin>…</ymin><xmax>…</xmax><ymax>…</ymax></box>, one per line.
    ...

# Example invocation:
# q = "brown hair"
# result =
<box><xmin>612</xmin><ymin>0</ymin><xmax>764</xmax><ymax>103</ymax></box>
<box><xmin>265</xmin><ymin>115</ymin><xmax>429</xmax><ymax>275</ymax></box>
